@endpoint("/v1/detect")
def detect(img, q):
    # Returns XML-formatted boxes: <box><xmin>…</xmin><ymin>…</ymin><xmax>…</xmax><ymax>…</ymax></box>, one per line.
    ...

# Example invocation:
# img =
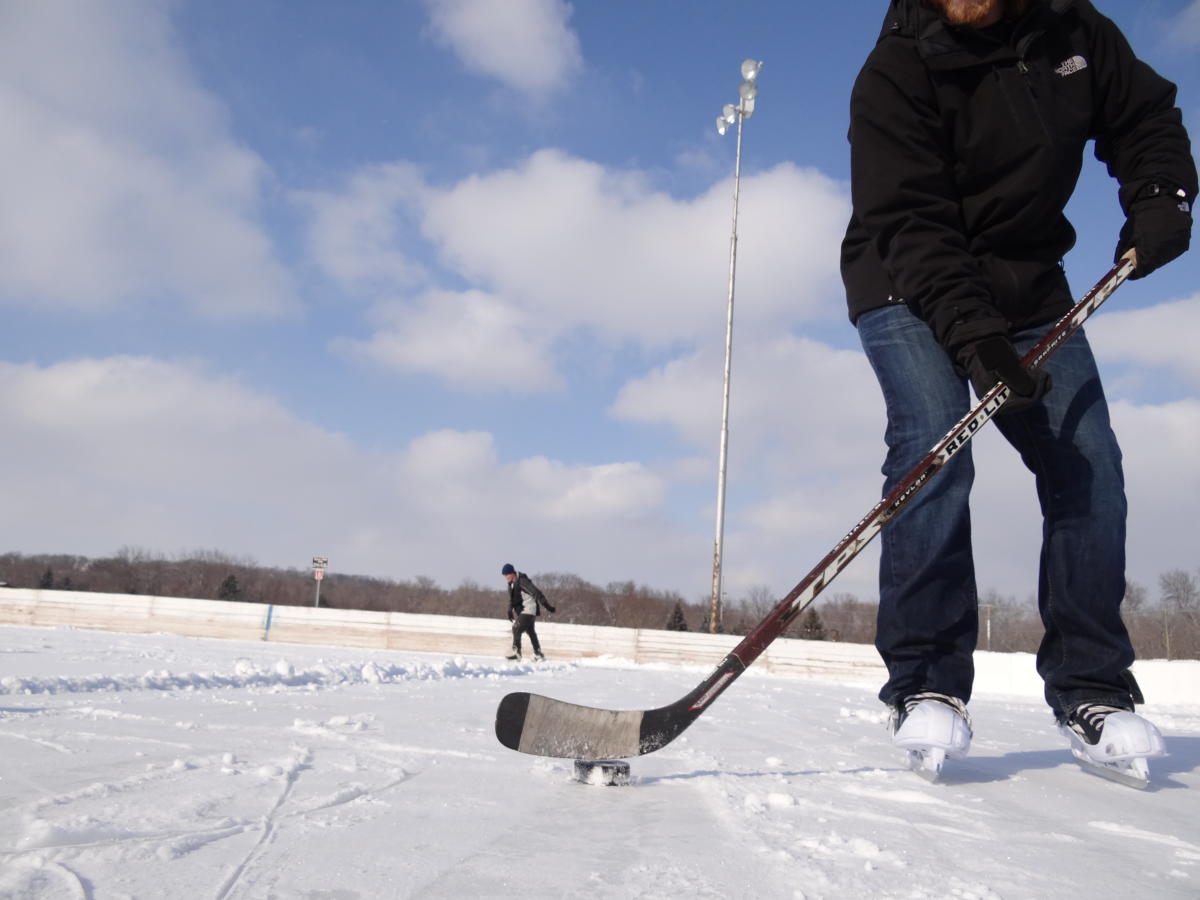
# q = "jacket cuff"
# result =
<box><xmin>1119</xmin><ymin>177</ymin><xmax>1193</xmax><ymax>215</ymax></box>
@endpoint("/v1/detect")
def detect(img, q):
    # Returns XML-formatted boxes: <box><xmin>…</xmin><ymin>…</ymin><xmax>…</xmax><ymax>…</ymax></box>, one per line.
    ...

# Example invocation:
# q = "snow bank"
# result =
<box><xmin>0</xmin><ymin>655</ymin><xmax>565</xmax><ymax>697</ymax></box>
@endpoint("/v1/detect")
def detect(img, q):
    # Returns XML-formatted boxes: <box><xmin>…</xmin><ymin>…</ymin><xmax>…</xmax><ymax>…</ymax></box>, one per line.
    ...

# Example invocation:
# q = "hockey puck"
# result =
<box><xmin>574</xmin><ymin>759</ymin><xmax>631</xmax><ymax>786</ymax></box>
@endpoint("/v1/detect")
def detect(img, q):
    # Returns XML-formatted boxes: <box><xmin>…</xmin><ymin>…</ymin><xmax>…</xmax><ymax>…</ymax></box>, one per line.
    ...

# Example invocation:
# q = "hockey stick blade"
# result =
<box><xmin>495</xmin><ymin>653</ymin><xmax>745</xmax><ymax>758</ymax></box>
<box><xmin>495</xmin><ymin>257</ymin><xmax>1136</xmax><ymax>761</ymax></box>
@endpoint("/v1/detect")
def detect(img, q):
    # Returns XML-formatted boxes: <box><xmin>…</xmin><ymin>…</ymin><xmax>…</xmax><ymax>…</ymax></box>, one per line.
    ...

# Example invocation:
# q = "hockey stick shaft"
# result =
<box><xmin>496</xmin><ymin>256</ymin><xmax>1135</xmax><ymax>759</ymax></box>
<box><xmin>722</xmin><ymin>255</ymin><xmax>1136</xmax><ymax>677</ymax></box>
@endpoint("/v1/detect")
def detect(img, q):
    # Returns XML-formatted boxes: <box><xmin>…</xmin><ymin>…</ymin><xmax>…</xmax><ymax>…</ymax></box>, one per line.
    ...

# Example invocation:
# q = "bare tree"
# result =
<box><xmin>817</xmin><ymin>593</ymin><xmax>877</xmax><ymax>645</ymax></box>
<box><xmin>1123</xmin><ymin>580</ymin><xmax>1147</xmax><ymax>611</ymax></box>
<box><xmin>1159</xmin><ymin>569</ymin><xmax>1200</xmax><ymax>610</ymax></box>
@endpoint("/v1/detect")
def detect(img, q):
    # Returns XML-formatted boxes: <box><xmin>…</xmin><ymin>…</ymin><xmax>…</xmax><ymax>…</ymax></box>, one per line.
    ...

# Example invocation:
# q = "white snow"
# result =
<box><xmin>0</xmin><ymin>624</ymin><xmax>1197</xmax><ymax>899</ymax></box>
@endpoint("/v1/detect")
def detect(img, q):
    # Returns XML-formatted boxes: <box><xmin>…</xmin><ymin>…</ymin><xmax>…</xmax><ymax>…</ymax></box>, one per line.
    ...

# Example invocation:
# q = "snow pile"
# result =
<box><xmin>0</xmin><ymin>653</ymin><xmax>569</xmax><ymax>696</ymax></box>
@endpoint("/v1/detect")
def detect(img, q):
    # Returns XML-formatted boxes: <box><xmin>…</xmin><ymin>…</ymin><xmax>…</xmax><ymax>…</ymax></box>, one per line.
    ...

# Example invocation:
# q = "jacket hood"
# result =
<box><xmin>876</xmin><ymin>0</ymin><xmax>1076</xmax><ymax>69</ymax></box>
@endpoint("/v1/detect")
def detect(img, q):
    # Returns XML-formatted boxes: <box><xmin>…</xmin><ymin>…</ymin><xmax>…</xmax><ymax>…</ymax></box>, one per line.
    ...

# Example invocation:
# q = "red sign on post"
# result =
<box><xmin>314</xmin><ymin>569</ymin><xmax>325</xmax><ymax>581</ymax></box>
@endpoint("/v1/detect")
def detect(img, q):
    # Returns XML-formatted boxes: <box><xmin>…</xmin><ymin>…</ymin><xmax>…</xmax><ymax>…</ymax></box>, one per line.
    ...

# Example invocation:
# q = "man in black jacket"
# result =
<box><xmin>842</xmin><ymin>0</ymin><xmax>1194</xmax><ymax>780</ymax></box>
<box><xmin>502</xmin><ymin>563</ymin><xmax>555</xmax><ymax>661</ymax></box>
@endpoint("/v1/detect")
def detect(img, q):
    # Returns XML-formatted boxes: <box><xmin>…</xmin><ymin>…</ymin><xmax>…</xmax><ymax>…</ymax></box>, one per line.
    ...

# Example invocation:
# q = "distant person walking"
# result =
<box><xmin>502</xmin><ymin>563</ymin><xmax>555</xmax><ymax>661</ymax></box>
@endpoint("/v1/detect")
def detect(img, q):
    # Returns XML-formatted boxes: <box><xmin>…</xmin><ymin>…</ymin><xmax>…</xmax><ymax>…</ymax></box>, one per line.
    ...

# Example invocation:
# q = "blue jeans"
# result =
<box><xmin>857</xmin><ymin>304</ymin><xmax>1135</xmax><ymax>716</ymax></box>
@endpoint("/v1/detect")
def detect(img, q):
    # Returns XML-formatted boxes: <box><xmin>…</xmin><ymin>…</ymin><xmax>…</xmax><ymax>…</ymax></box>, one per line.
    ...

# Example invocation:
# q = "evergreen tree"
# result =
<box><xmin>38</xmin><ymin>568</ymin><xmax>54</xmax><ymax>589</ymax></box>
<box><xmin>217</xmin><ymin>574</ymin><xmax>242</xmax><ymax>602</ymax></box>
<box><xmin>800</xmin><ymin>607</ymin><xmax>826</xmax><ymax>641</ymax></box>
<box><xmin>665</xmin><ymin>601</ymin><xmax>690</xmax><ymax>632</ymax></box>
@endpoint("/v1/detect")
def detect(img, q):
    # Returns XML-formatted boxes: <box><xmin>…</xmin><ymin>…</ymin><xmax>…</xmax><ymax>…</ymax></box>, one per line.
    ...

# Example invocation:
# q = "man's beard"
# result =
<box><xmin>927</xmin><ymin>0</ymin><xmax>1006</xmax><ymax>26</ymax></box>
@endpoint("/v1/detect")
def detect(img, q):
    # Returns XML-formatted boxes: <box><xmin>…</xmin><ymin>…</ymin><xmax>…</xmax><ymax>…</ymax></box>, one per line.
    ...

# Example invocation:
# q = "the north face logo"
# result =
<box><xmin>1055</xmin><ymin>55</ymin><xmax>1088</xmax><ymax>76</ymax></box>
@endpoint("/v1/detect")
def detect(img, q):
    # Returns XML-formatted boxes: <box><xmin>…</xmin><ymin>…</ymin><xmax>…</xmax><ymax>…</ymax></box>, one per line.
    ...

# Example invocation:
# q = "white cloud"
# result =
<box><xmin>1167</xmin><ymin>0</ymin><xmax>1200</xmax><ymax>47</ymax></box>
<box><xmin>3</xmin><ymin>352</ymin><xmax>1194</xmax><ymax>607</ymax></box>
<box><xmin>301</xmin><ymin>149</ymin><xmax>849</xmax><ymax>393</ymax></box>
<box><xmin>611</xmin><ymin>332</ymin><xmax>882</xmax><ymax>475</ymax></box>
<box><xmin>0</xmin><ymin>357</ymin><xmax>681</xmax><ymax>591</ymax></box>
<box><xmin>0</xmin><ymin>3</ymin><xmax>292</xmax><ymax>316</ymax></box>
<box><xmin>0</xmin><ymin>357</ymin><xmax>355</xmax><ymax>549</ymax></box>
<box><xmin>1113</xmin><ymin>397</ymin><xmax>1200</xmax><ymax>592</ymax></box>
<box><xmin>391</xmin><ymin>428</ymin><xmax>665</xmax><ymax>524</ymax></box>
<box><xmin>1087</xmin><ymin>293</ymin><xmax>1200</xmax><ymax>388</ymax></box>
<box><xmin>514</xmin><ymin>457</ymin><xmax>665</xmax><ymax>520</ymax></box>
<box><xmin>333</xmin><ymin>288</ymin><xmax>562</xmax><ymax>392</ymax></box>
<box><xmin>609</xmin><ymin>331</ymin><xmax>888</xmax><ymax>602</ymax></box>
<box><xmin>609</xmin><ymin>322</ymin><xmax>1200</xmax><ymax>605</ymax></box>
<box><xmin>293</xmin><ymin>164</ymin><xmax>430</xmax><ymax>292</ymax></box>
<box><xmin>421</xmin><ymin>150</ymin><xmax>849</xmax><ymax>344</ymax></box>
<box><xmin>422</xmin><ymin>0</ymin><xmax>582</xmax><ymax>98</ymax></box>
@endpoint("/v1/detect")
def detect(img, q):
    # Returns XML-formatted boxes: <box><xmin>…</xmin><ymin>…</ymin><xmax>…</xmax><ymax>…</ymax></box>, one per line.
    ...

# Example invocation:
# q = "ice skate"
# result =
<box><xmin>890</xmin><ymin>692</ymin><xmax>972</xmax><ymax>782</ymax></box>
<box><xmin>505</xmin><ymin>649</ymin><xmax>522</xmax><ymax>661</ymax></box>
<box><xmin>1058</xmin><ymin>703</ymin><xmax>1166</xmax><ymax>789</ymax></box>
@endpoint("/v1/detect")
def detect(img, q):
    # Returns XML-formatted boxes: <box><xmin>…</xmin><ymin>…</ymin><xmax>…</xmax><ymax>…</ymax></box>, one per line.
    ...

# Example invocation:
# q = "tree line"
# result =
<box><xmin>1</xmin><ymin>549</ymin><xmax>1197</xmax><ymax>660</ymax></box>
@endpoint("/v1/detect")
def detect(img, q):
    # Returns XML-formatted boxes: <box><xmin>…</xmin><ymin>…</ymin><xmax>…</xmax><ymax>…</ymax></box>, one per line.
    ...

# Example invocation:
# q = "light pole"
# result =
<box><xmin>709</xmin><ymin>58</ymin><xmax>762</xmax><ymax>635</ymax></box>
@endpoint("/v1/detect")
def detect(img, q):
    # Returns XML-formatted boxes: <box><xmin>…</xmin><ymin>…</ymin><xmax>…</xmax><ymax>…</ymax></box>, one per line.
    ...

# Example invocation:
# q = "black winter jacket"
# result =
<box><xmin>841</xmin><ymin>0</ymin><xmax>1196</xmax><ymax>357</ymax></box>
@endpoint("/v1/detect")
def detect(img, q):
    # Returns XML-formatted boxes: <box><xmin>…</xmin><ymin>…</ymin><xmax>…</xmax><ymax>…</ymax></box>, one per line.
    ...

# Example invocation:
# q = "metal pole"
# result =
<box><xmin>314</xmin><ymin>579</ymin><xmax>321</xmax><ymax>608</ymax></box>
<box><xmin>710</xmin><ymin>110</ymin><xmax>745</xmax><ymax>635</ymax></box>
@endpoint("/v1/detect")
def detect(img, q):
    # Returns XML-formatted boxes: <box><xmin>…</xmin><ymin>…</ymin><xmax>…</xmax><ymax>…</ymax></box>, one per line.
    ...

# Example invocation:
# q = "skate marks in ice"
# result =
<box><xmin>2</xmin><ymin>715</ymin><xmax>416</xmax><ymax>899</ymax></box>
<box><xmin>424</xmin><ymin>740</ymin><xmax>751</xmax><ymax>899</ymax></box>
<box><xmin>671</xmin><ymin>743</ymin><xmax>1011</xmax><ymax>900</ymax></box>
<box><xmin>0</xmin><ymin>697</ymin><xmax>419</xmax><ymax>898</ymax></box>
<box><xmin>639</xmin><ymin>701</ymin><xmax>1006</xmax><ymax>894</ymax></box>
<box><xmin>1089</xmin><ymin>820</ymin><xmax>1200</xmax><ymax>868</ymax></box>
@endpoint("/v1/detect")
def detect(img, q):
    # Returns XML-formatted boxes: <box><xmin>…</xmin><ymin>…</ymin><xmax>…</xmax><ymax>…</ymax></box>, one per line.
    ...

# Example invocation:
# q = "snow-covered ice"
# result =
<box><xmin>1</xmin><ymin>624</ymin><xmax>1198</xmax><ymax>899</ymax></box>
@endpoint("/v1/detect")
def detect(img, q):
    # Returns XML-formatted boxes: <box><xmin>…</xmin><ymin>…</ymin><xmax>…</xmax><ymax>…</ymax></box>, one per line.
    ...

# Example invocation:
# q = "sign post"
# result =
<box><xmin>312</xmin><ymin>556</ymin><xmax>328</xmax><ymax>607</ymax></box>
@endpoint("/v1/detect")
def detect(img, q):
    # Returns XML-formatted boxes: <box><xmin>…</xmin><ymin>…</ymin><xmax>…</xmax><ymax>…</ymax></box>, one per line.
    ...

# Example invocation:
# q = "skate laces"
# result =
<box><xmin>1066</xmin><ymin>703</ymin><xmax>1127</xmax><ymax>745</ymax></box>
<box><xmin>892</xmin><ymin>691</ymin><xmax>972</xmax><ymax>731</ymax></box>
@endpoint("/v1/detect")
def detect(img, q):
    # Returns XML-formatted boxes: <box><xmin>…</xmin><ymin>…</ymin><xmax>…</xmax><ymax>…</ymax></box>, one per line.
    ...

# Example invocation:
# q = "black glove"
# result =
<box><xmin>544</xmin><ymin>603</ymin><xmax>556</xmax><ymax>613</ymax></box>
<box><xmin>1117</xmin><ymin>184</ymin><xmax>1192</xmax><ymax>280</ymax></box>
<box><xmin>958</xmin><ymin>335</ymin><xmax>1051</xmax><ymax>415</ymax></box>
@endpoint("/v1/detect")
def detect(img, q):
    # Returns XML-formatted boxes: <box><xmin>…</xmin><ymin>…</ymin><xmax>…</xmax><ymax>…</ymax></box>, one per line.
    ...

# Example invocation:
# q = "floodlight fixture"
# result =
<box><xmin>716</xmin><ymin>103</ymin><xmax>738</xmax><ymax>135</ymax></box>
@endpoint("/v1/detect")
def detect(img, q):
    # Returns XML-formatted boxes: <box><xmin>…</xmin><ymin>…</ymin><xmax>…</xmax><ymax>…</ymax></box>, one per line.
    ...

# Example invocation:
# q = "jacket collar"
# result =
<box><xmin>877</xmin><ymin>0</ymin><xmax>1075</xmax><ymax>70</ymax></box>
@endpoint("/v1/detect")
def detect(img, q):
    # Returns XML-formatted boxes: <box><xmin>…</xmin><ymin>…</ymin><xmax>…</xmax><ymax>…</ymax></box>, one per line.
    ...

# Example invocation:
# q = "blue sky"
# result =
<box><xmin>1</xmin><ymin>0</ymin><xmax>1197</xmax><ymax>609</ymax></box>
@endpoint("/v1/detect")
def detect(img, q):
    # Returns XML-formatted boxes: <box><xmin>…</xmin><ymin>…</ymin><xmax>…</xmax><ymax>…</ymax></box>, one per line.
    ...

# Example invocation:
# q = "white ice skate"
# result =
<box><xmin>1058</xmin><ymin>704</ymin><xmax>1166</xmax><ymax>789</ymax></box>
<box><xmin>890</xmin><ymin>692</ymin><xmax>972</xmax><ymax>782</ymax></box>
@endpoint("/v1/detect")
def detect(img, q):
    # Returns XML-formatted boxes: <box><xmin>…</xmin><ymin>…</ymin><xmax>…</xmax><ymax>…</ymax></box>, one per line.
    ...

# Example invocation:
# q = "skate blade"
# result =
<box><xmin>906</xmin><ymin>747</ymin><xmax>946</xmax><ymax>783</ymax></box>
<box><xmin>1070</xmin><ymin>751</ymin><xmax>1151</xmax><ymax>790</ymax></box>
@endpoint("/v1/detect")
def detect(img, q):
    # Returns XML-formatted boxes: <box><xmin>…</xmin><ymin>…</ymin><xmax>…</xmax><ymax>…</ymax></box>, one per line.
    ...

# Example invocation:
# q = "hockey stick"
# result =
<box><xmin>495</xmin><ymin>255</ymin><xmax>1137</xmax><ymax>760</ymax></box>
